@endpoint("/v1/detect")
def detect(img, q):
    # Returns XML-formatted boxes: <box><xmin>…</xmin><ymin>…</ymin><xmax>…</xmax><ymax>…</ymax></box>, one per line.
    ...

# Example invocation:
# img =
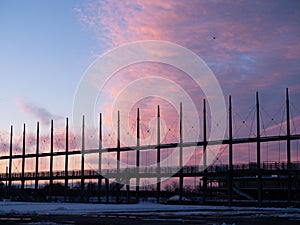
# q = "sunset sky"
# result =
<box><xmin>0</xmin><ymin>0</ymin><xmax>300</xmax><ymax>173</ymax></box>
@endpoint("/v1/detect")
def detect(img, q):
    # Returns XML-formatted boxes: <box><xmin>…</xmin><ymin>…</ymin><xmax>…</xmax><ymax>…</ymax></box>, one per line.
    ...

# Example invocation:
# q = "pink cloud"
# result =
<box><xmin>74</xmin><ymin>0</ymin><xmax>300</xmax><ymax>96</ymax></box>
<box><xmin>75</xmin><ymin>1</ymin><xmax>299</xmax><ymax>101</ymax></box>
<box><xmin>70</xmin><ymin>0</ymin><xmax>300</xmax><ymax>167</ymax></box>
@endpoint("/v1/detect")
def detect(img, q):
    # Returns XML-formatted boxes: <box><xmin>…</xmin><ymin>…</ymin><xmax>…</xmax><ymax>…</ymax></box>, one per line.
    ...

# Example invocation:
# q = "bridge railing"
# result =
<box><xmin>1</xmin><ymin>162</ymin><xmax>300</xmax><ymax>180</ymax></box>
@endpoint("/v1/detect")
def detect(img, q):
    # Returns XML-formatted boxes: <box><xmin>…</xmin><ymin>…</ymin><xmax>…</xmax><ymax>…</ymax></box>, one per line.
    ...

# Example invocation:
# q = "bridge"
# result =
<box><xmin>1</xmin><ymin>89</ymin><xmax>300</xmax><ymax>207</ymax></box>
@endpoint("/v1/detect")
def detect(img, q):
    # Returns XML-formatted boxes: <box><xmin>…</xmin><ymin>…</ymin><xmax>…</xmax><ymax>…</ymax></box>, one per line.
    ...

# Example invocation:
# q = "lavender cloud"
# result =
<box><xmin>15</xmin><ymin>98</ymin><xmax>63</xmax><ymax>125</ymax></box>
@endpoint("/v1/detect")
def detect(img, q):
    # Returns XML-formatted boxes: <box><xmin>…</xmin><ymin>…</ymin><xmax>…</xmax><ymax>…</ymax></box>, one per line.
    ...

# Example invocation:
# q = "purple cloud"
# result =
<box><xmin>15</xmin><ymin>98</ymin><xmax>63</xmax><ymax>125</ymax></box>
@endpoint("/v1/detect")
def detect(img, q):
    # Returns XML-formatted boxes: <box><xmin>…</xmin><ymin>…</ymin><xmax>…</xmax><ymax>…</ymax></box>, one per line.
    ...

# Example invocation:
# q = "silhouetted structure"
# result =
<box><xmin>0</xmin><ymin>89</ymin><xmax>300</xmax><ymax>206</ymax></box>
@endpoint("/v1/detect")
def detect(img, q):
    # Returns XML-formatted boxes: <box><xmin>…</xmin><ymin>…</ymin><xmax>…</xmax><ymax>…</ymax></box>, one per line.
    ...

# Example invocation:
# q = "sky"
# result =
<box><xmin>0</xmin><ymin>0</ymin><xmax>300</xmax><ymax>173</ymax></box>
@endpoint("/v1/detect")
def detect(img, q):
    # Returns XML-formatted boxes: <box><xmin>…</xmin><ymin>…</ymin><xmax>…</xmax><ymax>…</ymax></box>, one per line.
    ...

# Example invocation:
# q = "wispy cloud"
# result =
<box><xmin>74</xmin><ymin>0</ymin><xmax>300</xmax><ymax>95</ymax></box>
<box><xmin>15</xmin><ymin>98</ymin><xmax>63</xmax><ymax>125</ymax></box>
<box><xmin>72</xmin><ymin>0</ymin><xmax>300</xmax><ymax>164</ymax></box>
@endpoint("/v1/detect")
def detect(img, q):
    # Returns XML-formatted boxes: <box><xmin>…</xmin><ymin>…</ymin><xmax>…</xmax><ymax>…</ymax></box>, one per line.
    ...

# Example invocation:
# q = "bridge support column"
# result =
<box><xmin>49</xmin><ymin>120</ymin><xmax>54</xmax><ymax>202</ymax></box>
<box><xmin>98</xmin><ymin>113</ymin><xmax>102</xmax><ymax>203</ymax></box>
<box><xmin>21</xmin><ymin>124</ymin><xmax>25</xmax><ymax>191</ymax></box>
<box><xmin>136</xmin><ymin>108</ymin><xmax>140</xmax><ymax>203</ymax></box>
<box><xmin>203</xmin><ymin>99</ymin><xmax>207</xmax><ymax>204</ymax></box>
<box><xmin>8</xmin><ymin>125</ymin><xmax>13</xmax><ymax>198</ymax></box>
<box><xmin>116</xmin><ymin>111</ymin><xmax>121</xmax><ymax>203</ymax></box>
<box><xmin>286</xmin><ymin>88</ymin><xmax>292</xmax><ymax>205</ymax></box>
<box><xmin>81</xmin><ymin>116</ymin><xmax>85</xmax><ymax>202</ymax></box>
<box><xmin>35</xmin><ymin>122</ymin><xmax>39</xmax><ymax>199</ymax></box>
<box><xmin>64</xmin><ymin>118</ymin><xmax>69</xmax><ymax>203</ymax></box>
<box><xmin>156</xmin><ymin>105</ymin><xmax>161</xmax><ymax>204</ymax></box>
<box><xmin>228</xmin><ymin>96</ymin><xmax>233</xmax><ymax>207</ymax></box>
<box><xmin>179</xmin><ymin>103</ymin><xmax>184</xmax><ymax>203</ymax></box>
<box><xmin>256</xmin><ymin>92</ymin><xmax>262</xmax><ymax>207</ymax></box>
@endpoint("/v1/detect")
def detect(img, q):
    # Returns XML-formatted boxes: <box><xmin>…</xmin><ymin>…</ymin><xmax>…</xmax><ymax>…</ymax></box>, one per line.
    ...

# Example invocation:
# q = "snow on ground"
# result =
<box><xmin>1</xmin><ymin>202</ymin><xmax>218</xmax><ymax>215</ymax></box>
<box><xmin>0</xmin><ymin>201</ymin><xmax>299</xmax><ymax>220</ymax></box>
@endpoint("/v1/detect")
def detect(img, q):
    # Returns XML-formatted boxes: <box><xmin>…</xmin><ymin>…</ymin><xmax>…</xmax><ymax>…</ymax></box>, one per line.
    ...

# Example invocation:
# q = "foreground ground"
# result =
<box><xmin>0</xmin><ymin>202</ymin><xmax>300</xmax><ymax>224</ymax></box>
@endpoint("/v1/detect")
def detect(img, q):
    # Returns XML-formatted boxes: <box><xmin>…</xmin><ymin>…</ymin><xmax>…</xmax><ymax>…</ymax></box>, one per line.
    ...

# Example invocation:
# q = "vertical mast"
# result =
<box><xmin>35</xmin><ymin>122</ymin><xmax>39</xmax><ymax>197</ymax></box>
<box><xmin>286</xmin><ymin>88</ymin><xmax>291</xmax><ymax>205</ymax></box>
<box><xmin>21</xmin><ymin>124</ymin><xmax>26</xmax><ymax>190</ymax></box>
<box><xmin>81</xmin><ymin>115</ymin><xmax>85</xmax><ymax>202</ymax></box>
<box><xmin>64</xmin><ymin>118</ymin><xmax>69</xmax><ymax>202</ymax></box>
<box><xmin>136</xmin><ymin>108</ymin><xmax>140</xmax><ymax>202</ymax></box>
<box><xmin>98</xmin><ymin>113</ymin><xmax>102</xmax><ymax>203</ymax></box>
<box><xmin>228</xmin><ymin>96</ymin><xmax>233</xmax><ymax>207</ymax></box>
<box><xmin>156</xmin><ymin>105</ymin><xmax>161</xmax><ymax>203</ymax></box>
<box><xmin>203</xmin><ymin>99</ymin><xmax>207</xmax><ymax>204</ymax></box>
<box><xmin>256</xmin><ymin>92</ymin><xmax>262</xmax><ymax>207</ymax></box>
<box><xmin>49</xmin><ymin>120</ymin><xmax>54</xmax><ymax>201</ymax></box>
<box><xmin>8</xmin><ymin>125</ymin><xmax>13</xmax><ymax>193</ymax></box>
<box><xmin>116</xmin><ymin>111</ymin><xmax>121</xmax><ymax>203</ymax></box>
<box><xmin>179</xmin><ymin>102</ymin><xmax>183</xmax><ymax>202</ymax></box>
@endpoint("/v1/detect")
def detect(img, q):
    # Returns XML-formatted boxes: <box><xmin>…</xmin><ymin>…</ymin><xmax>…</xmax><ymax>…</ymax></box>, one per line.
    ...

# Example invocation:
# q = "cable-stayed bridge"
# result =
<box><xmin>1</xmin><ymin>89</ymin><xmax>300</xmax><ymax>207</ymax></box>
